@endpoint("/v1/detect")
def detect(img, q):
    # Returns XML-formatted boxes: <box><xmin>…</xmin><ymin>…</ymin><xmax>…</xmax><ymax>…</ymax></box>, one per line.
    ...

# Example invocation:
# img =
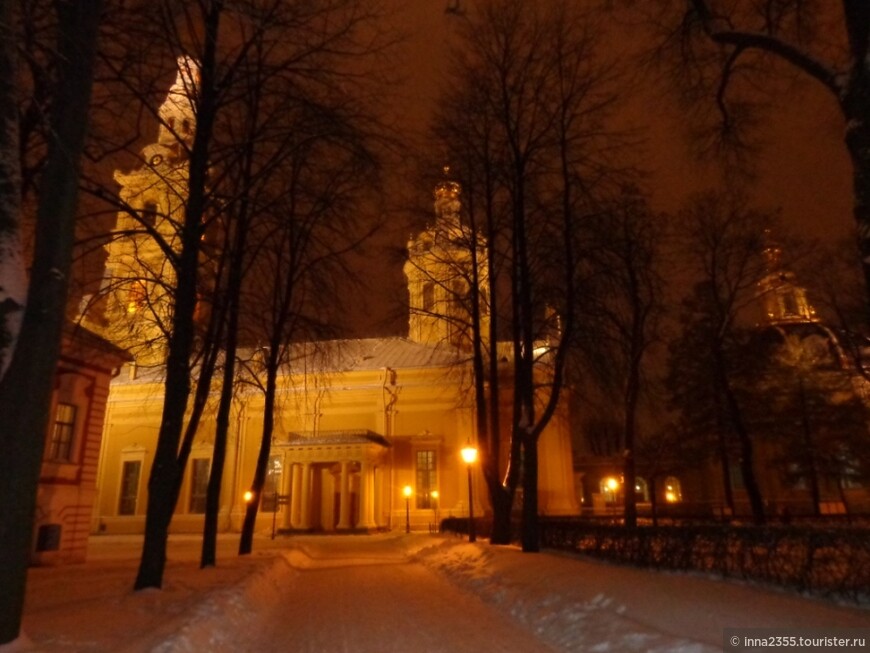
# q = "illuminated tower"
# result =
<box><xmin>93</xmin><ymin>58</ymin><xmax>198</xmax><ymax>365</ymax></box>
<box><xmin>757</xmin><ymin>235</ymin><xmax>818</xmax><ymax>325</ymax></box>
<box><xmin>404</xmin><ymin>169</ymin><xmax>490</xmax><ymax>348</ymax></box>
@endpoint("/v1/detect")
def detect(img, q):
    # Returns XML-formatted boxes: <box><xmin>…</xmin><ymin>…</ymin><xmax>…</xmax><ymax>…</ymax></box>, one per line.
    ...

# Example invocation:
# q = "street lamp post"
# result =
<box><xmin>430</xmin><ymin>490</ymin><xmax>439</xmax><ymax>533</ymax></box>
<box><xmin>403</xmin><ymin>485</ymin><xmax>412</xmax><ymax>533</ymax></box>
<box><xmin>460</xmin><ymin>444</ymin><xmax>478</xmax><ymax>542</ymax></box>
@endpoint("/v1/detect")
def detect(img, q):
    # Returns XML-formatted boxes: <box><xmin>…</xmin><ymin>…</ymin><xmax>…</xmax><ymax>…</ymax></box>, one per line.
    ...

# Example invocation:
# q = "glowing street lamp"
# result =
<box><xmin>461</xmin><ymin>444</ymin><xmax>478</xmax><ymax>542</ymax></box>
<box><xmin>403</xmin><ymin>485</ymin><xmax>412</xmax><ymax>533</ymax></box>
<box><xmin>243</xmin><ymin>490</ymin><xmax>255</xmax><ymax>504</ymax></box>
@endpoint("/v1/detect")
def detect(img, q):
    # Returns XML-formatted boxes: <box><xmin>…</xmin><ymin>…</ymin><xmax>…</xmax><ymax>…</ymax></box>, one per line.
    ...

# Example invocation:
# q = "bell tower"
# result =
<box><xmin>90</xmin><ymin>58</ymin><xmax>198</xmax><ymax>365</ymax></box>
<box><xmin>404</xmin><ymin>169</ymin><xmax>490</xmax><ymax>348</ymax></box>
<box><xmin>757</xmin><ymin>235</ymin><xmax>818</xmax><ymax>325</ymax></box>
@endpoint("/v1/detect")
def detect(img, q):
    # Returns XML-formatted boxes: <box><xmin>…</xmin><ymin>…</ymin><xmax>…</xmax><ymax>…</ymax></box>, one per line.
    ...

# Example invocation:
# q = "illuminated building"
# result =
<box><xmin>88</xmin><ymin>68</ymin><xmax>578</xmax><ymax>535</ymax></box>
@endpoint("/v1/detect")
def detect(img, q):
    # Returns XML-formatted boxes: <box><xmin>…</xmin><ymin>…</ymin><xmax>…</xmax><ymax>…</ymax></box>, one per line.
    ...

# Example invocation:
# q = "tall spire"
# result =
<box><xmin>142</xmin><ymin>56</ymin><xmax>199</xmax><ymax>165</ymax></box>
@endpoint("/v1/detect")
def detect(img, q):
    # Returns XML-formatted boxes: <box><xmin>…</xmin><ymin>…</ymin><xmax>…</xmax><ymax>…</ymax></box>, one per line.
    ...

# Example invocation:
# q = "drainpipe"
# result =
<box><xmin>383</xmin><ymin>367</ymin><xmax>397</xmax><ymax>529</ymax></box>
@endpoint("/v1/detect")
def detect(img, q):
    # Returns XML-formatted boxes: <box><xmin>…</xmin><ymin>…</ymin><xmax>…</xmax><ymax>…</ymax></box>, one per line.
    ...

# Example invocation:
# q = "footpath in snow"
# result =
<box><xmin>5</xmin><ymin>532</ymin><xmax>869</xmax><ymax>652</ymax></box>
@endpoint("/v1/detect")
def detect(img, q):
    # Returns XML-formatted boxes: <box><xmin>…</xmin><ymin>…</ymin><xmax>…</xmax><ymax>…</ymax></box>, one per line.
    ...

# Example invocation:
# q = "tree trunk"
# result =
<box><xmin>170</xmin><ymin>301</ymin><xmax>225</xmax><ymax>508</ymax></box>
<box><xmin>713</xmin><ymin>384</ymin><xmax>735</xmax><ymax>514</ymax></box>
<box><xmin>623</xmin><ymin>366</ymin><xmax>640</xmax><ymax>528</ymax></box>
<box><xmin>797</xmin><ymin>376</ymin><xmax>822</xmax><ymax>517</ymax></box>
<box><xmin>135</xmin><ymin>0</ymin><xmax>223</xmax><ymax>591</ymax></box>
<box><xmin>714</xmin><ymin>347</ymin><xmax>765</xmax><ymax>523</ymax></box>
<box><xmin>200</xmin><ymin>290</ymin><xmax>240</xmax><ymax>568</ymax></box>
<box><xmin>0</xmin><ymin>1</ymin><xmax>102</xmax><ymax>643</ymax></box>
<box><xmin>239</xmin><ymin>358</ymin><xmax>278</xmax><ymax>555</ymax></box>
<box><xmin>489</xmin><ymin>487</ymin><xmax>513</xmax><ymax>543</ymax></box>
<box><xmin>520</xmin><ymin>436</ymin><xmax>539</xmax><ymax>552</ymax></box>
<box><xmin>0</xmin><ymin>0</ymin><xmax>23</xmax><ymax>381</ymax></box>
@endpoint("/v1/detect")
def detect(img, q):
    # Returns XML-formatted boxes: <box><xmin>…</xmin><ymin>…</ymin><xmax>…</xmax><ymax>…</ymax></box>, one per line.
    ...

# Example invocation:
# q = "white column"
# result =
<box><xmin>281</xmin><ymin>457</ymin><xmax>293</xmax><ymax>529</ymax></box>
<box><xmin>290</xmin><ymin>463</ymin><xmax>302</xmax><ymax>528</ymax></box>
<box><xmin>373</xmin><ymin>466</ymin><xmax>382</xmax><ymax>527</ymax></box>
<box><xmin>300</xmin><ymin>463</ymin><xmax>312</xmax><ymax>529</ymax></box>
<box><xmin>338</xmin><ymin>461</ymin><xmax>352</xmax><ymax>529</ymax></box>
<box><xmin>357</xmin><ymin>460</ymin><xmax>376</xmax><ymax>529</ymax></box>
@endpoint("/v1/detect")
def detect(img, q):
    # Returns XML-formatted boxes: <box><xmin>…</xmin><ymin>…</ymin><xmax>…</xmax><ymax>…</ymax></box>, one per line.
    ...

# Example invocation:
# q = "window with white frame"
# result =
<box><xmin>118</xmin><ymin>460</ymin><xmax>142</xmax><ymax>515</ymax></box>
<box><xmin>415</xmin><ymin>450</ymin><xmax>437</xmax><ymax>509</ymax></box>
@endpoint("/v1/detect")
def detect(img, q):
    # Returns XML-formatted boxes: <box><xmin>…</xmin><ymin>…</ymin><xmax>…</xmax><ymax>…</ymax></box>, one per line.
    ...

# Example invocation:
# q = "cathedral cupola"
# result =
<box><xmin>757</xmin><ymin>233</ymin><xmax>818</xmax><ymax>325</ymax></box>
<box><xmin>433</xmin><ymin>167</ymin><xmax>462</xmax><ymax>235</ymax></box>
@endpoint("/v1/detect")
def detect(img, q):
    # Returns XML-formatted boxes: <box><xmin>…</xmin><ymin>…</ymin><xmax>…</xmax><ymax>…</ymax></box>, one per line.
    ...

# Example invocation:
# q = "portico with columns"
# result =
<box><xmin>275</xmin><ymin>431</ymin><xmax>390</xmax><ymax>532</ymax></box>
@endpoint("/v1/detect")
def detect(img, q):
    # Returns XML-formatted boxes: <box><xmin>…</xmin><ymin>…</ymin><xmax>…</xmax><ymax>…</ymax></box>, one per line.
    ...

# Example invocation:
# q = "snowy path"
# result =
<box><xmin>251</xmin><ymin>536</ymin><xmax>556</xmax><ymax>653</ymax></box>
<box><xmin>10</xmin><ymin>533</ymin><xmax>870</xmax><ymax>653</ymax></box>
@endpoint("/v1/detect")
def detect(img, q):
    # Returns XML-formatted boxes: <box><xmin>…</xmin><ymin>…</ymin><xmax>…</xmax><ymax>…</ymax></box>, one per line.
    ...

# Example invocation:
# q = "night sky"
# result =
<box><xmin>338</xmin><ymin>2</ymin><xmax>854</xmax><ymax>337</ymax></box>
<box><xmin>385</xmin><ymin>2</ymin><xmax>852</xmax><ymax>241</ymax></box>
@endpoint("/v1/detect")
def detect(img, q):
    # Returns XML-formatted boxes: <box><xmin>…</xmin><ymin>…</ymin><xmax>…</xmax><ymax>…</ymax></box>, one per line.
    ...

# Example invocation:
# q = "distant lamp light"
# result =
<box><xmin>665</xmin><ymin>491</ymin><xmax>678</xmax><ymax>503</ymax></box>
<box><xmin>243</xmin><ymin>490</ymin><xmax>254</xmax><ymax>504</ymax></box>
<box><xmin>605</xmin><ymin>477</ymin><xmax>619</xmax><ymax>492</ymax></box>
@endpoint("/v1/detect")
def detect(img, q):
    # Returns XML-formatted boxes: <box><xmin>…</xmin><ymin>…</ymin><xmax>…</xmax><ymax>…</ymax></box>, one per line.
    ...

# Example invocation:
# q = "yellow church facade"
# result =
<box><xmin>88</xmin><ymin>62</ymin><xmax>579</xmax><ymax>537</ymax></box>
<box><xmin>93</xmin><ymin>337</ymin><xmax>578</xmax><ymax>536</ymax></box>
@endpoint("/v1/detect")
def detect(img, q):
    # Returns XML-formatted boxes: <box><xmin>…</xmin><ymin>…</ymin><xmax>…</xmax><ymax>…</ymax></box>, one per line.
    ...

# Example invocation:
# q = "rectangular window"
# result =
<box><xmin>48</xmin><ymin>403</ymin><xmax>77</xmax><ymax>462</ymax></box>
<box><xmin>261</xmin><ymin>455</ymin><xmax>283</xmax><ymax>513</ymax></box>
<box><xmin>189</xmin><ymin>458</ymin><xmax>210</xmax><ymax>514</ymax></box>
<box><xmin>118</xmin><ymin>460</ymin><xmax>142</xmax><ymax>515</ymax></box>
<box><xmin>415</xmin><ymin>450</ymin><xmax>437</xmax><ymax>509</ymax></box>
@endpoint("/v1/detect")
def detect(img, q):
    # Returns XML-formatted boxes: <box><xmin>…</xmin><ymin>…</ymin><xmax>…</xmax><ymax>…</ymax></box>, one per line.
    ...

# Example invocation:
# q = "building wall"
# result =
<box><xmin>93</xmin><ymin>356</ymin><xmax>580</xmax><ymax>535</ymax></box>
<box><xmin>33</xmin><ymin>330</ymin><xmax>127</xmax><ymax>565</ymax></box>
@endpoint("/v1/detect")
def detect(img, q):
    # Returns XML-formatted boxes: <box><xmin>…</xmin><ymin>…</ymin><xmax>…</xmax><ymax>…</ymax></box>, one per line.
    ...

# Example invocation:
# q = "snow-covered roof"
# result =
<box><xmin>323</xmin><ymin>337</ymin><xmax>464</xmax><ymax>371</ymax></box>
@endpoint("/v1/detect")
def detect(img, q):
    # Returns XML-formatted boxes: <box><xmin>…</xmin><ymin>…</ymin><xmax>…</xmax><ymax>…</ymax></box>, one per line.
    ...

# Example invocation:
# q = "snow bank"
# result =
<box><xmin>150</xmin><ymin>553</ymin><xmax>296</xmax><ymax>653</ymax></box>
<box><xmin>413</xmin><ymin>538</ymin><xmax>869</xmax><ymax>652</ymax></box>
<box><xmin>413</xmin><ymin>540</ymin><xmax>716</xmax><ymax>652</ymax></box>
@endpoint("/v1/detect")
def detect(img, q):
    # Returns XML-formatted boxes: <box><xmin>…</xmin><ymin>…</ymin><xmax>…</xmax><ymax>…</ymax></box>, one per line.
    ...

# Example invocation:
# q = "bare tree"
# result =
<box><xmin>237</xmin><ymin>126</ymin><xmax>380</xmax><ymax>552</ymax></box>
<box><xmin>80</xmin><ymin>0</ymin><xmax>392</xmax><ymax>589</ymax></box>
<box><xmin>0</xmin><ymin>0</ymin><xmax>103</xmax><ymax>643</ymax></box>
<box><xmin>666</xmin><ymin>191</ymin><xmax>773</xmax><ymax>522</ymax></box>
<box><xmin>652</xmin><ymin>1</ymin><xmax>870</xmax><ymax>313</ymax></box>
<box><xmin>588</xmin><ymin>193</ymin><xmax>665</xmax><ymax>527</ymax></box>
<box><xmin>438</xmin><ymin>0</ymin><xmax>628</xmax><ymax>550</ymax></box>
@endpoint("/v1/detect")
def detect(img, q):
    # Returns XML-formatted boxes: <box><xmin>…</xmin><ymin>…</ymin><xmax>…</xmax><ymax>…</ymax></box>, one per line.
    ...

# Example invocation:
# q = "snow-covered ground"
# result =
<box><xmin>5</xmin><ymin>532</ymin><xmax>869</xmax><ymax>652</ymax></box>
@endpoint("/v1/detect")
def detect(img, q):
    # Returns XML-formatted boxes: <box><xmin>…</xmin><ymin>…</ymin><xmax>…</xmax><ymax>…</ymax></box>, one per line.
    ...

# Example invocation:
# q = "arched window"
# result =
<box><xmin>663</xmin><ymin>476</ymin><xmax>682</xmax><ymax>503</ymax></box>
<box><xmin>634</xmin><ymin>477</ymin><xmax>649</xmax><ymax>502</ymax></box>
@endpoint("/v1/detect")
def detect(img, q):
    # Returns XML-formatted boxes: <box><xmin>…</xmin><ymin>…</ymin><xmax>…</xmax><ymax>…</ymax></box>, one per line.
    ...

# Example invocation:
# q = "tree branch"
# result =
<box><xmin>690</xmin><ymin>0</ymin><xmax>841</xmax><ymax>96</ymax></box>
